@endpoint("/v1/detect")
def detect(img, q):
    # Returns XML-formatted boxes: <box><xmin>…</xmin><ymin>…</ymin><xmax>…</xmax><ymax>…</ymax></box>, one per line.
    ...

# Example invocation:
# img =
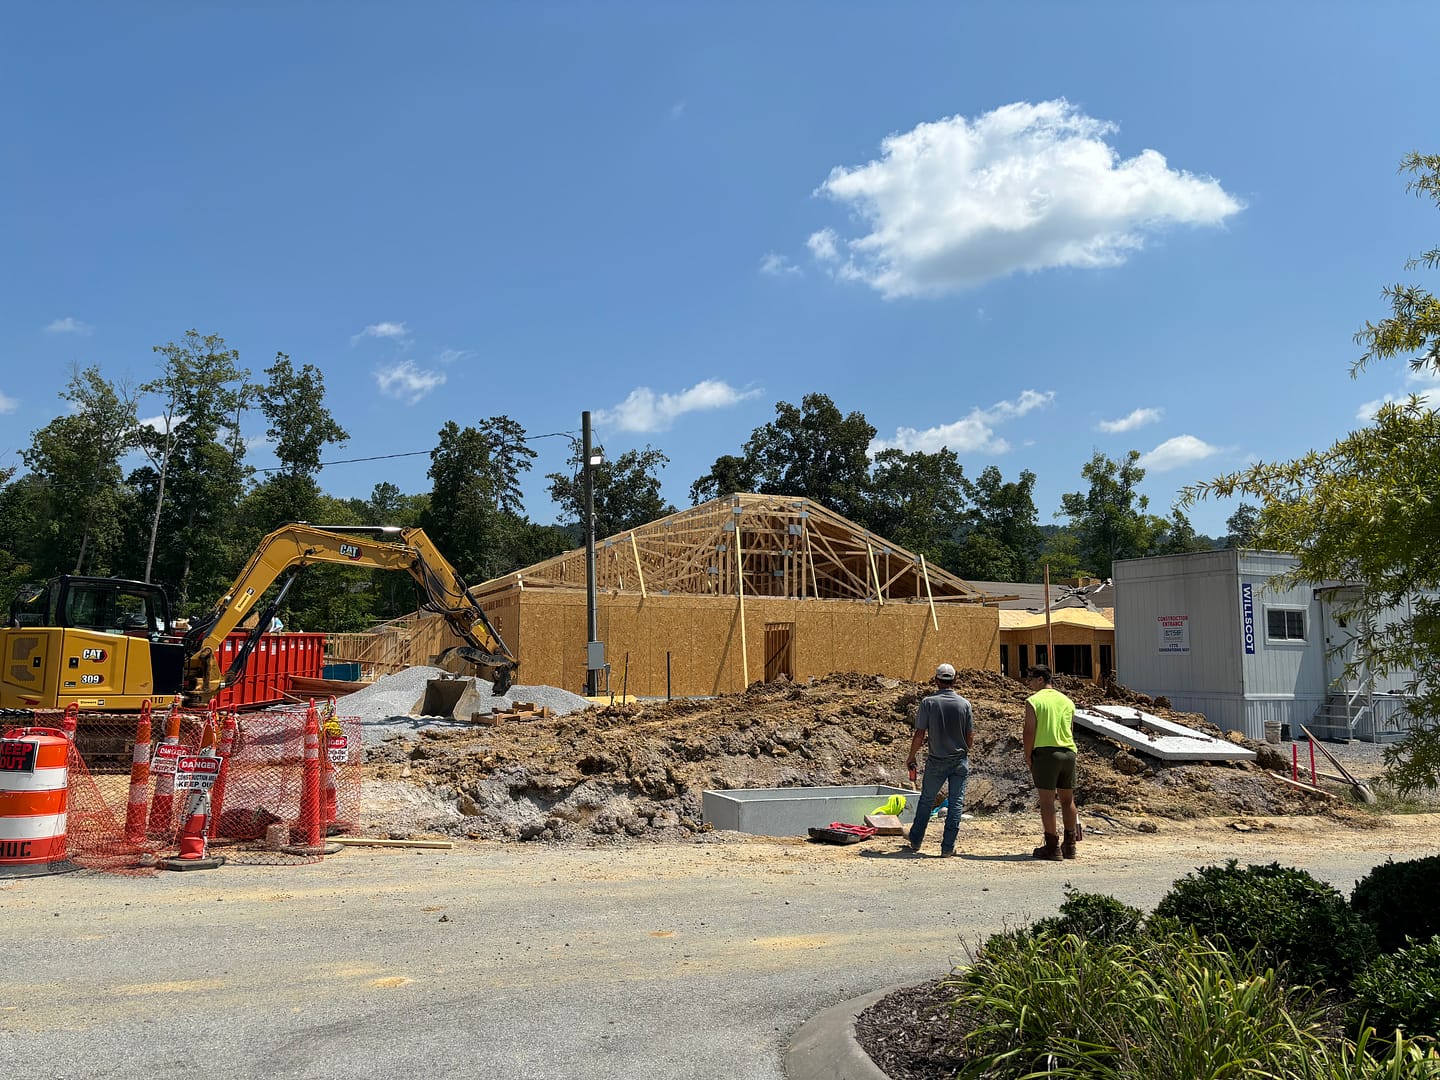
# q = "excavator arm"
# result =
<box><xmin>182</xmin><ymin>524</ymin><xmax>517</xmax><ymax>704</ymax></box>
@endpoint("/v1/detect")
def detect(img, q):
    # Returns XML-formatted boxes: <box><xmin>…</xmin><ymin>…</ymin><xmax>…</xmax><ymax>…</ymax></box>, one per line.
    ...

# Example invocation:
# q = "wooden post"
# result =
<box><xmin>804</xmin><ymin>521</ymin><xmax>818</xmax><ymax>599</ymax></box>
<box><xmin>919</xmin><ymin>555</ymin><xmax>938</xmax><ymax>631</ymax></box>
<box><xmin>1044</xmin><ymin>563</ymin><xmax>1054</xmax><ymax>670</ymax></box>
<box><xmin>736</xmin><ymin>520</ymin><xmax>749</xmax><ymax>687</ymax></box>
<box><xmin>629</xmin><ymin>533</ymin><xmax>646</xmax><ymax>598</ymax></box>
<box><xmin>867</xmin><ymin>540</ymin><xmax>884</xmax><ymax>606</ymax></box>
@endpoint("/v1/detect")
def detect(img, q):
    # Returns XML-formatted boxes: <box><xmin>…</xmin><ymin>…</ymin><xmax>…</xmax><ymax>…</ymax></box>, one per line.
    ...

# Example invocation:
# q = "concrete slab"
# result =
<box><xmin>1074</xmin><ymin>705</ymin><xmax>1256</xmax><ymax>762</ymax></box>
<box><xmin>702</xmin><ymin>785</ymin><xmax>919</xmax><ymax>837</ymax></box>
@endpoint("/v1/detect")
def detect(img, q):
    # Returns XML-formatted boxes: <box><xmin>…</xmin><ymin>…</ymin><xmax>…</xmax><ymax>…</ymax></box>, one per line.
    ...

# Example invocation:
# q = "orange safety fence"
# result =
<box><xmin>1</xmin><ymin>700</ymin><xmax>361</xmax><ymax>874</ymax></box>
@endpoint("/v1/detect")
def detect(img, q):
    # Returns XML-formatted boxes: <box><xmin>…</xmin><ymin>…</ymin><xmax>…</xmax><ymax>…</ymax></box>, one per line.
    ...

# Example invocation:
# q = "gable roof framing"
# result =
<box><xmin>475</xmin><ymin>493</ymin><xmax>990</xmax><ymax>604</ymax></box>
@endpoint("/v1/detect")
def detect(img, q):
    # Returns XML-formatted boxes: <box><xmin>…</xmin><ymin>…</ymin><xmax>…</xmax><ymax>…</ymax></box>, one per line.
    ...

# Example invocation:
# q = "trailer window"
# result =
<box><xmin>1266</xmin><ymin>608</ymin><xmax>1307</xmax><ymax>642</ymax></box>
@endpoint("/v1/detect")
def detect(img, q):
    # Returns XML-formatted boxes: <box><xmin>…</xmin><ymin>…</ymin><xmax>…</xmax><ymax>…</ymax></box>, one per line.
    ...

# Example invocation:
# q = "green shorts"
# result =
<box><xmin>1031</xmin><ymin>746</ymin><xmax>1077</xmax><ymax>791</ymax></box>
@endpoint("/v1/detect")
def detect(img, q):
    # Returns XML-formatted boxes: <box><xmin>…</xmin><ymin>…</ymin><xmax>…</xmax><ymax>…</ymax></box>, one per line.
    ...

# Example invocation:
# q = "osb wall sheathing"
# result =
<box><xmin>490</xmin><ymin>588</ymin><xmax>998</xmax><ymax>697</ymax></box>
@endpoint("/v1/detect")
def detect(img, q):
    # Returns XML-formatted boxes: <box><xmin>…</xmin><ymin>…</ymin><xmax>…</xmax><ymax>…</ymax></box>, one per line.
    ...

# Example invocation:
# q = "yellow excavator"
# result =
<box><xmin>0</xmin><ymin>523</ymin><xmax>517</xmax><ymax>713</ymax></box>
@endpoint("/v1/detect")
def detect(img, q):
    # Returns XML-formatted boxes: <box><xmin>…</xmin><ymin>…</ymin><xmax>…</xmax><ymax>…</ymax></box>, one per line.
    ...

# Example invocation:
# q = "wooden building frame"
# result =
<box><xmin>476</xmin><ymin>493</ymin><xmax>989</xmax><ymax>610</ymax></box>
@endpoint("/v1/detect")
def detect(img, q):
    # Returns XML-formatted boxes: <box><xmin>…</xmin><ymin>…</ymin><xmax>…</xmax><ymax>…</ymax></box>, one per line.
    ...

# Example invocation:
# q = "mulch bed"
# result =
<box><xmin>854</xmin><ymin>976</ymin><xmax>971</xmax><ymax>1079</ymax></box>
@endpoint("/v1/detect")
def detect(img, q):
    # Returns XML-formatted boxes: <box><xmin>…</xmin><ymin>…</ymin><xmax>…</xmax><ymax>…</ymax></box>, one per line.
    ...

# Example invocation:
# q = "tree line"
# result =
<box><xmin>0</xmin><ymin>332</ymin><xmax>1253</xmax><ymax>635</ymax></box>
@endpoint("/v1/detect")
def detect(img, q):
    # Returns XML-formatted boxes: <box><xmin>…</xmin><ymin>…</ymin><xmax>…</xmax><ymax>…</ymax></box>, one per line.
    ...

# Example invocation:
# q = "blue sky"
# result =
<box><xmin>4</xmin><ymin>3</ymin><xmax>1438</xmax><ymax>539</ymax></box>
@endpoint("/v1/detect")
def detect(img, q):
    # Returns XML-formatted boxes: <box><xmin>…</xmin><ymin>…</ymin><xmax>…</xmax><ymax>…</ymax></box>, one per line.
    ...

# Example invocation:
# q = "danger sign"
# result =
<box><xmin>0</xmin><ymin>741</ymin><xmax>37</xmax><ymax>773</ymax></box>
<box><xmin>326</xmin><ymin>734</ymin><xmax>350</xmax><ymax>764</ymax></box>
<box><xmin>151</xmin><ymin>742</ymin><xmax>183</xmax><ymax>775</ymax></box>
<box><xmin>175</xmin><ymin>755</ymin><xmax>221</xmax><ymax>791</ymax></box>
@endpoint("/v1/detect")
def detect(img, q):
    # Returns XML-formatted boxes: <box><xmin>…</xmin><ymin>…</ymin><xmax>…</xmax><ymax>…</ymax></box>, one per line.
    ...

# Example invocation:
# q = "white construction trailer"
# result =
<box><xmin>1113</xmin><ymin>549</ymin><xmax>1421</xmax><ymax>742</ymax></box>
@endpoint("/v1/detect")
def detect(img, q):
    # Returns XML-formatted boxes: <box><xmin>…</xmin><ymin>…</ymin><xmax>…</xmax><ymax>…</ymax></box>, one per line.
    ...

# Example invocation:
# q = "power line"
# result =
<box><xmin>253</xmin><ymin>429</ymin><xmax>582</xmax><ymax>475</ymax></box>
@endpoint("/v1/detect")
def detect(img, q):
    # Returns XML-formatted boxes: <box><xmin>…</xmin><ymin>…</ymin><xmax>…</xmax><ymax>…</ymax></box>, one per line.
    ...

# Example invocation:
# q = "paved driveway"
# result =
<box><xmin>4</xmin><ymin>818</ymin><xmax>1435</xmax><ymax>1080</ymax></box>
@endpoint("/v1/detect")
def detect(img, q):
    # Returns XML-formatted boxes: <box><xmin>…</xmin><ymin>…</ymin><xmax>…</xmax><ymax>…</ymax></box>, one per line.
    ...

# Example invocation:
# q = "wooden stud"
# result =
<box><xmin>920</xmin><ymin>555</ymin><xmax>938</xmax><ymax>631</ymax></box>
<box><xmin>736</xmin><ymin>517</ymin><xmax>749</xmax><ymax>686</ymax></box>
<box><xmin>630</xmin><ymin>533</ymin><xmax>647</xmax><ymax>599</ymax></box>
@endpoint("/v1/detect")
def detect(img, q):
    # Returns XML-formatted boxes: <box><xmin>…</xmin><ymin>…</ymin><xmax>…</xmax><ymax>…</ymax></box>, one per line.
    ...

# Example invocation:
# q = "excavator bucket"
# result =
<box><xmin>432</xmin><ymin>646</ymin><xmax>516</xmax><ymax>696</ymax></box>
<box><xmin>414</xmin><ymin>676</ymin><xmax>488</xmax><ymax>721</ymax></box>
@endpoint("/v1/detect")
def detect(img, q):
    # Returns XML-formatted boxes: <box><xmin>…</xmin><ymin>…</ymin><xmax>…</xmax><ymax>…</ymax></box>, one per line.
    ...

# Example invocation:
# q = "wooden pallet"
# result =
<box><xmin>474</xmin><ymin>701</ymin><xmax>554</xmax><ymax>725</ymax></box>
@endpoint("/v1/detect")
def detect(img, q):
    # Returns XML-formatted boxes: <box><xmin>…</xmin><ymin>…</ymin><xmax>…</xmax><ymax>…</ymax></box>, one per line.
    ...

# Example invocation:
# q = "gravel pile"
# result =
<box><xmin>336</xmin><ymin>666</ymin><xmax>591</xmax><ymax>745</ymax></box>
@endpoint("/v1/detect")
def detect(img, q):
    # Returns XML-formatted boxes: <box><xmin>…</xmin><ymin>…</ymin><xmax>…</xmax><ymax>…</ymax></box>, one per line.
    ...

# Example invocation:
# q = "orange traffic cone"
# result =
<box><xmin>123</xmin><ymin>701</ymin><xmax>153</xmax><ymax>846</ymax></box>
<box><xmin>161</xmin><ymin>719</ymin><xmax>224</xmax><ymax>871</ymax></box>
<box><xmin>147</xmin><ymin>703</ymin><xmax>183</xmax><ymax>835</ymax></box>
<box><xmin>281</xmin><ymin>703</ymin><xmax>338</xmax><ymax>856</ymax></box>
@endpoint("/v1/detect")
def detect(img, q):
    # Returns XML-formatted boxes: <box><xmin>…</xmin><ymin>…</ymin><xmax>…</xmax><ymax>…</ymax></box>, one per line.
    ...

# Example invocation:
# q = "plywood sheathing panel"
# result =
<box><xmin>486</xmin><ymin>589</ymin><xmax>997</xmax><ymax>698</ymax></box>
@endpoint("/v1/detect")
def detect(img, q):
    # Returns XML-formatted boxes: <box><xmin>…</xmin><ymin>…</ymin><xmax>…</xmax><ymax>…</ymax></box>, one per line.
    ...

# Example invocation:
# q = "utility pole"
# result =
<box><xmin>583</xmin><ymin>411</ymin><xmax>602</xmax><ymax>696</ymax></box>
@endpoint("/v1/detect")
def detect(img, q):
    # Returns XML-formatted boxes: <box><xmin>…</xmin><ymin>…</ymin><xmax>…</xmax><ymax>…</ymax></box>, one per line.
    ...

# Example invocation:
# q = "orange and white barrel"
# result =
<box><xmin>0</xmin><ymin>727</ymin><xmax>77</xmax><ymax>876</ymax></box>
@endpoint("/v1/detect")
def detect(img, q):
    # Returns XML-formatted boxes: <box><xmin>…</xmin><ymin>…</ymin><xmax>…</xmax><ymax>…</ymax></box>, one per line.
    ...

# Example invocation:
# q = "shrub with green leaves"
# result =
<box><xmin>1350</xmin><ymin>938</ymin><xmax>1440</xmax><ymax>1040</ymax></box>
<box><xmin>1352</xmin><ymin>856</ymin><xmax>1440</xmax><ymax>954</ymax></box>
<box><xmin>1154</xmin><ymin>860</ymin><xmax>1377</xmax><ymax>991</ymax></box>
<box><xmin>1029</xmin><ymin>888</ymin><xmax>1145</xmax><ymax>945</ymax></box>
<box><xmin>953</xmin><ymin>927</ymin><xmax>1336</xmax><ymax>1080</ymax></box>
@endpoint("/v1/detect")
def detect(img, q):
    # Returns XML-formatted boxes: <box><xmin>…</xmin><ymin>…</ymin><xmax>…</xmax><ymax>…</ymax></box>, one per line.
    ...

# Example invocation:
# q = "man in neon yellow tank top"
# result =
<box><xmin>1022</xmin><ymin>664</ymin><xmax>1079</xmax><ymax>860</ymax></box>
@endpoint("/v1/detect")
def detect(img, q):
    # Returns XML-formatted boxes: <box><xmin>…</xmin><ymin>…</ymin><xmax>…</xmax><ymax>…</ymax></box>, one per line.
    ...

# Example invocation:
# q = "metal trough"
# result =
<box><xmin>701</xmin><ymin>785</ymin><xmax>920</xmax><ymax>837</ymax></box>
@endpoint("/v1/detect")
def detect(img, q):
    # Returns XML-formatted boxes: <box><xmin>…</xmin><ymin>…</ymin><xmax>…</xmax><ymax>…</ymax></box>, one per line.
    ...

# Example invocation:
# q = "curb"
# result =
<box><xmin>784</xmin><ymin>983</ymin><xmax>911</xmax><ymax>1080</ymax></box>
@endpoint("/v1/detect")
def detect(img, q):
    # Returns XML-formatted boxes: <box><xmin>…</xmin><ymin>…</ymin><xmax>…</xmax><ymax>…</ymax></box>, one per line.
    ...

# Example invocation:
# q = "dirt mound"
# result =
<box><xmin>363</xmin><ymin>669</ymin><xmax>1358</xmax><ymax>844</ymax></box>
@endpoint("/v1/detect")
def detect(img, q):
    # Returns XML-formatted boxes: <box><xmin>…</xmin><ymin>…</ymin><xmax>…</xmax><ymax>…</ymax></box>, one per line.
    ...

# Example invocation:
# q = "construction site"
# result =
<box><xmin>0</xmin><ymin>493</ymin><xmax>1383</xmax><ymax>881</ymax></box>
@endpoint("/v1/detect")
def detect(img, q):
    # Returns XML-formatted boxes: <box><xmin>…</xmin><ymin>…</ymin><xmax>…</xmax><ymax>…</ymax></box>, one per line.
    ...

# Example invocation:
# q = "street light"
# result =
<box><xmin>582</xmin><ymin>411</ymin><xmax>604</xmax><ymax>696</ymax></box>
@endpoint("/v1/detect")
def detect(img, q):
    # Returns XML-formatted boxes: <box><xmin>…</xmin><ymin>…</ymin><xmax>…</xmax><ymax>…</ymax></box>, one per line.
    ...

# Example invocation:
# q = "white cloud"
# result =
<box><xmin>436</xmin><ymin>348</ymin><xmax>471</xmax><ymax>366</ymax></box>
<box><xmin>808</xmin><ymin>99</ymin><xmax>1244</xmax><ymax>298</ymax></box>
<box><xmin>807</xmin><ymin>228</ymin><xmax>840</xmax><ymax>262</ymax></box>
<box><xmin>597</xmin><ymin>379</ymin><xmax>762</xmax><ymax>434</ymax></box>
<box><xmin>1358</xmin><ymin>367</ymin><xmax>1440</xmax><ymax>420</ymax></box>
<box><xmin>0</xmin><ymin>392</ymin><xmax>17</xmax><ymax>414</ymax></box>
<box><xmin>1098</xmin><ymin>406</ymin><xmax>1163</xmax><ymax>434</ymax></box>
<box><xmin>759</xmin><ymin>252</ymin><xmax>801</xmax><ymax>277</ymax></box>
<box><xmin>45</xmin><ymin>316</ymin><xmax>93</xmax><ymax>335</ymax></box>
<box><xmin>375</xmin><ymin>360</ymin><xmax>445</xmax><ymax>404</ymax></box>
<box><xmin>1138</xmin><ymin>434</ymin><xmax>1220</xmax><ymax>472</ymax></box>
<box><xmin>871</xmin><ymin>389</ymin><xmax>1055</xmax><ymax>455</ymax></box>
<box><xmin>352</xmin><ymin>321</ymin><xmax>410</xmax><ymax>344</ymax></box>
<box><xmin>670</xmin><ymin>100</ymin><xmax>687</xmax><ymax>120</ymax></box>
<box><xmin>138</xmin><ymin>413</ymin><xmax>178</xmax><ymax>433</ymax></box>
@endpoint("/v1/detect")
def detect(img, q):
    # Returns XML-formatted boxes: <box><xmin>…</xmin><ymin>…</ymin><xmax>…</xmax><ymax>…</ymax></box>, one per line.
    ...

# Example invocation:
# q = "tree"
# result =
<box><xmin>688</xmin><ymin>454</ymin><xmax>755</xmax><ymax>505</ymax></box>
<box><xmin>547</xmin><ymin>444</ymin><xmax>673</xmax><ymax>538</ymax></box>
<box><xmin>1224</xmin><ymin>503</ymin><xmax>1261</xmax><ymax>549</ymax></box>
<box><xmin>422</xmin><ymin>421</ymin><xmax>500</xmax><ymax>583</ymax></box>
<box><xmin>1152</xmin><ymin>508</ymin><xmax>1210</xmax><ymax>557</ymax></box>
<box><xmin>475</xmin><ymin>416</ymin><xmax>537</xmax><ymax>516</ymax></box>
<box><xmin>863</xmin><ymin>448</ymin><xmax>968</xmax><ymax>563</ymax></box>
<box><xmin>962</xmin><ymin>466</ymin><xmax>1043</xmax><ymax>581</ymax></box>
<box><xmin>251</xmin><ymin>352</ymin><xmax>349</xmax><ymax>525</ymax></box>
<box><xmin>690</xmin><ymin>394</ymin><xmax>875</xmax><ymax>519</ymax></box>
<box><xmin>1184</xmin><ymin>152</ymin><xmax>1440</xmax><ymax>791</ymax></box>
<box><xmin>20</xmin><ymin>365</ymin><xmax>137</xmax><ymax>576</ymax></box>
<box><xmin>1059</xmin><ymin>450</ymin><xmax>1166</xmax><ymax>578</ymax></box>
<box><xmin>136</xmin><ymin>330</ymin><xmax>254</xmax><ymax>605</ymax></box>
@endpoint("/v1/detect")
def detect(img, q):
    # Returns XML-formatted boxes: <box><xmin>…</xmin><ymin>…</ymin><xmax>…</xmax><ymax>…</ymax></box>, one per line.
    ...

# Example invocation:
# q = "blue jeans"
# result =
<box><xmin>907</xmin><ymin>754</ymin><xmax>969</xmax><ymax>852</ymax></box>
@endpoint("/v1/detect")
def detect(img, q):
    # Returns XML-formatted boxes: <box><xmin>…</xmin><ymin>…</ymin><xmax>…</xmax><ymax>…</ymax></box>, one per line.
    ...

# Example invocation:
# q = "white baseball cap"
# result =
<box><xmin>935</xmin><ymin>663</ymin><xmax>956</xmax><ymax>681</ymax></box>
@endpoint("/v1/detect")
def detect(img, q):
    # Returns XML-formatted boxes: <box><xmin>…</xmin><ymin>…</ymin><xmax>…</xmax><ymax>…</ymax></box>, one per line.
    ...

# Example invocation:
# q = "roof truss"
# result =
<box><xmin>476</xmin><ymin>493</ymin><xmax>988</xmax><ymax>603</ymax></box>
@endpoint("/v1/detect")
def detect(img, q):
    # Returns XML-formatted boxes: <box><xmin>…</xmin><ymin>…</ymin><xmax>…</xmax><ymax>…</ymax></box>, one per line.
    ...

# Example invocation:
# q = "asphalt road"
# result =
<box><xmin>3</xmin><ymin>819</ymin><xmax>1435</xmax><ymax>1080</ymax></box>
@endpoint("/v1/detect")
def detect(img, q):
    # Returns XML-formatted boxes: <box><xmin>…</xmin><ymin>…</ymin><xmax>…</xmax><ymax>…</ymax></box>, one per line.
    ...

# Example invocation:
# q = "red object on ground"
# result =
<box><xmin>1292</xmin><ymin>743</ymin><xmax>1299</xmax><ymax>782</ymax></box>
<box><xmin>124</xmin><ymin>702</ymin><xmax>153</xmax><ymax>845</ymax></box>
<box><xmin>1309</xmin><ymin>739</ymin><xmax>1318</xmax><ymax>787</ymax></box>
<box><xmin>213</xmin><ymin>632</ymin><xmax>325</xmax><ymax>710</ymax></box>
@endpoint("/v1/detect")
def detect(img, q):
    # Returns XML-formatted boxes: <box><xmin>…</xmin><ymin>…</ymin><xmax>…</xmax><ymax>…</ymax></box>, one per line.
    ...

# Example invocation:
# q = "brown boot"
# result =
<box><xmin>1061</xmin><ymin>828</ymin><xmax>1078</xmax><ymax>860</ymax></box>
<box><xmin>1032</xmin><ymin>832</ymin><xmax>1062</xmax><ymax>861</ymax></box>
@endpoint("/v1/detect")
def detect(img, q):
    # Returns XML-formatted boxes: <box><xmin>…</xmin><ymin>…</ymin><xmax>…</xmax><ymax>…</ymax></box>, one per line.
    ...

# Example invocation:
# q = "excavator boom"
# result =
<box><xmin>182</xmin><ymin>523</ymin><xmax>516</xmax><ymax>704</ymax></box>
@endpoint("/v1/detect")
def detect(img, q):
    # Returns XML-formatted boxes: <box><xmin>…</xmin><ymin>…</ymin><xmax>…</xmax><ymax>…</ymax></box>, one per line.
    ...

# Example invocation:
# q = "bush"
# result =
<box><xmin>1153</xmin><ymin>861</ymin><xmax>1377</xmax><ymax>991</ymax></box>
<box><xmin>1029</xmin><ymin>888</ymin><xmax>1146</xmax><ymax>945</ymax></box>
<box><xmin>953</xmin><ymin>928</ymin><xmax>1336</xmax><ymax>1080</ymax></box>
<box><xmin>1350</xmin><ymin>938</ymin><xmax>1440</xmax><ymax>1039</ymax></box>
<box><xmin>1352</xmin><ymin>856</ymin><xmax>1440</xmax><ymax>954</ymax></box>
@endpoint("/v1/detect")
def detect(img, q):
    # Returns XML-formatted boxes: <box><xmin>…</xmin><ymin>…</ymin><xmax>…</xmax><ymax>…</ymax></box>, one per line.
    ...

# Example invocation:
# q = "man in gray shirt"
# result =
<box><xmin>904</xmin><ymin>663</ymin><xmax>974</xmax><ymax>856</ymax></box>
